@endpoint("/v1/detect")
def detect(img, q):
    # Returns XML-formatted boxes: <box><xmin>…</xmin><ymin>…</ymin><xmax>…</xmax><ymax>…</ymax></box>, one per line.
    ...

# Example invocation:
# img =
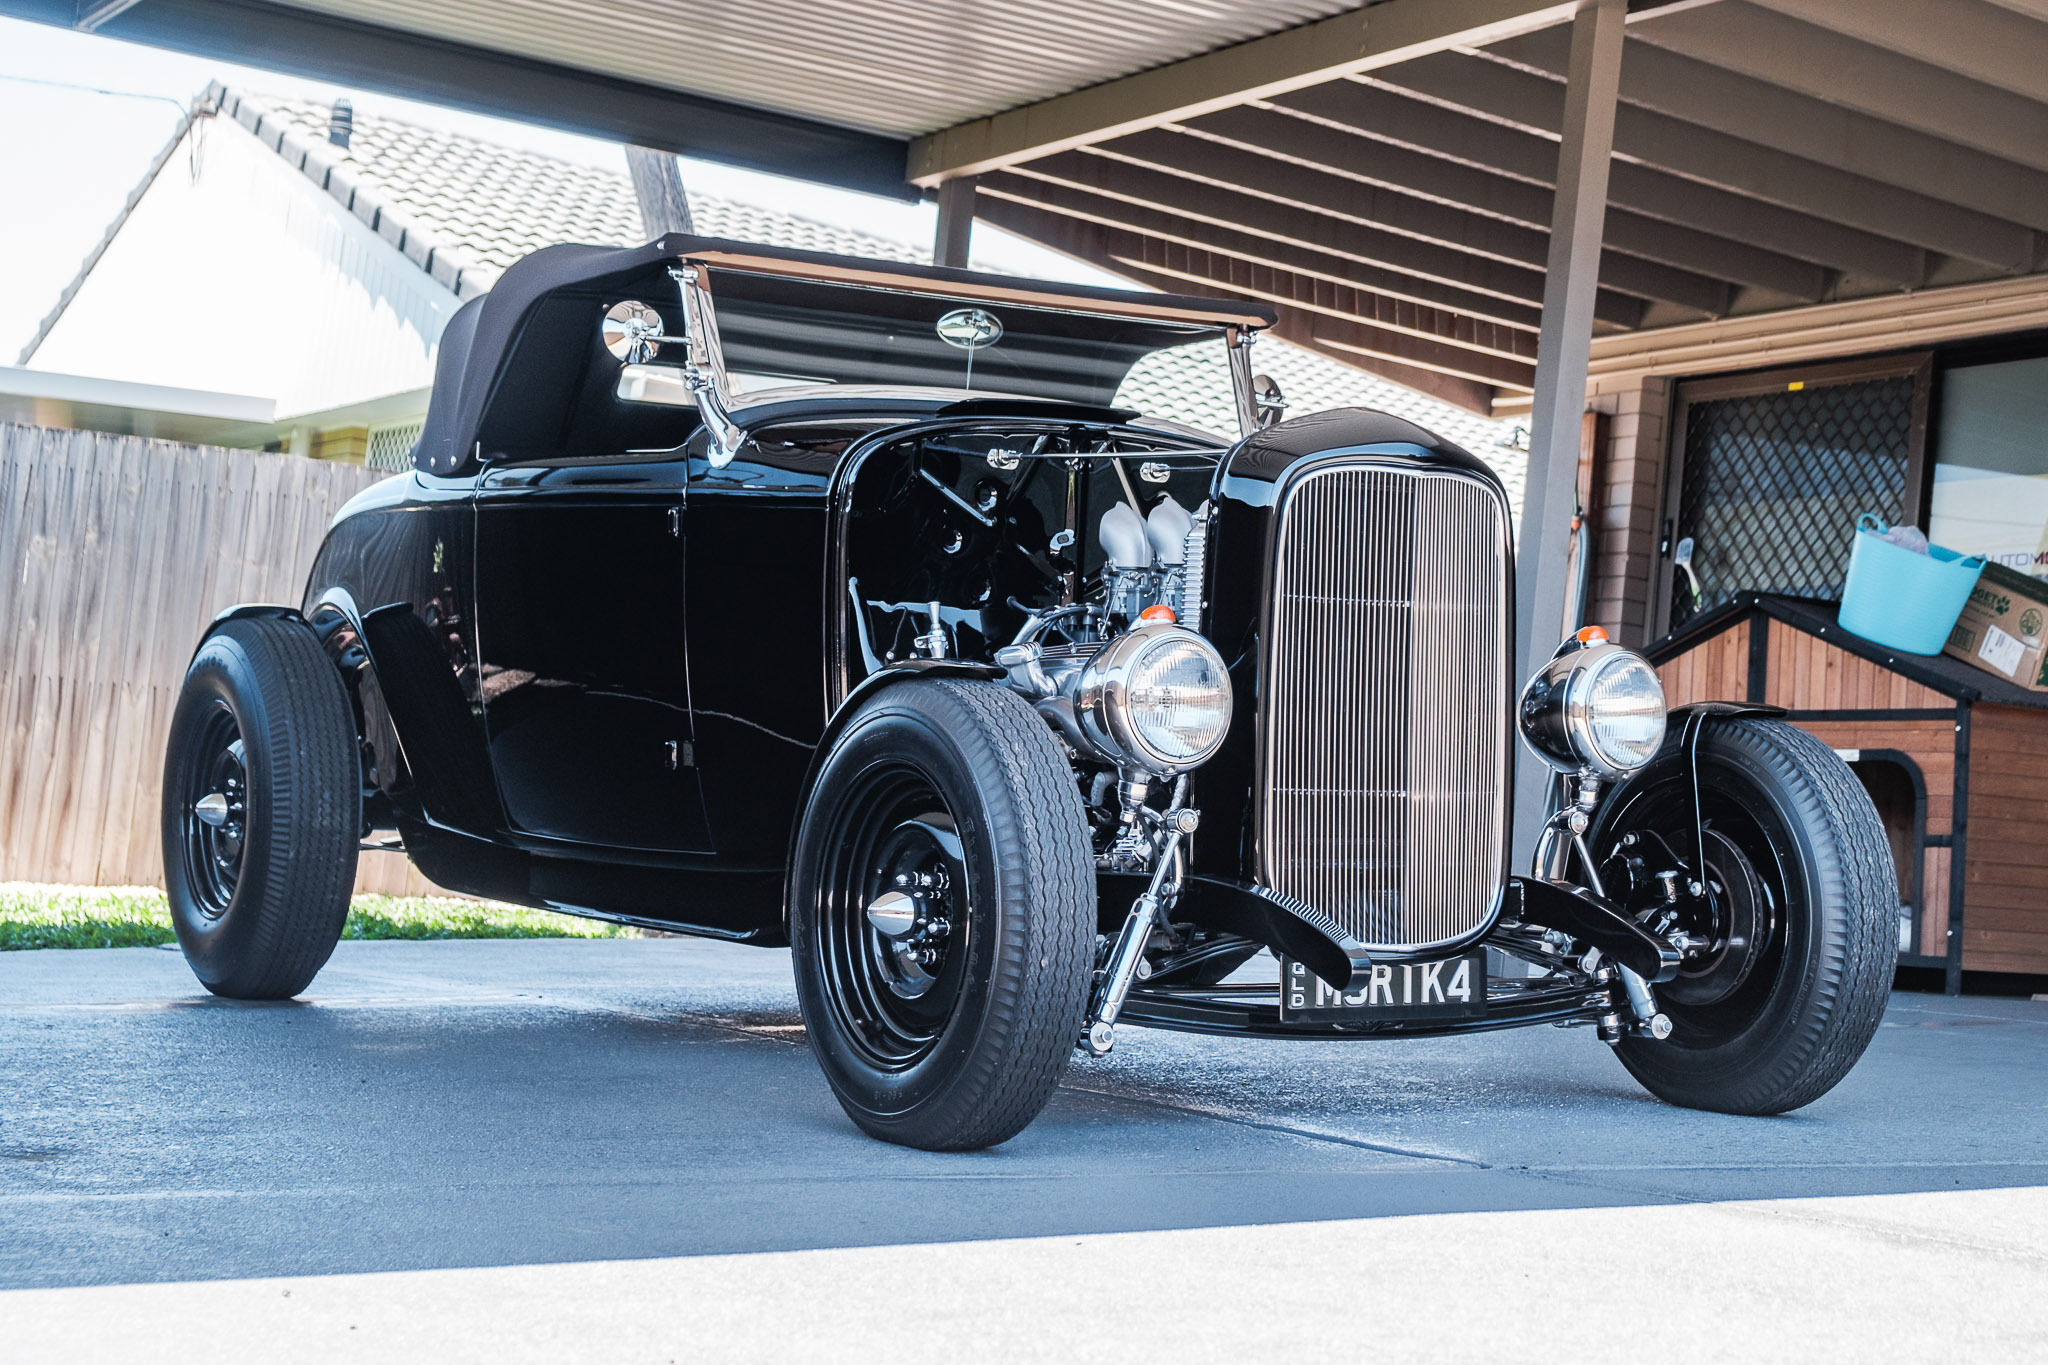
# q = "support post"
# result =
<box><xmin>1511</xmin><ymin>0</ymin><xmax>1627</xmax><ymax>868</ymax></box>
<box><xmin>625</xmin><ymin>145</ymin><xmax>696</xmax><ymax>237</ymax></box>
<box><xmin>934</xmin><ymin>176</ymin><xmax>978</xmax><ymax>268</ymax></box>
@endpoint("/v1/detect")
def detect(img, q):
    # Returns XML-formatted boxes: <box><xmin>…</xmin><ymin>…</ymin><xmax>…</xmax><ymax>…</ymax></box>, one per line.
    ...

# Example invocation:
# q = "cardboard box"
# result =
<box><xmin>1944</xmin><ymin>560</ymin><xmax>2048</xmax><ymax>692</ymax></box>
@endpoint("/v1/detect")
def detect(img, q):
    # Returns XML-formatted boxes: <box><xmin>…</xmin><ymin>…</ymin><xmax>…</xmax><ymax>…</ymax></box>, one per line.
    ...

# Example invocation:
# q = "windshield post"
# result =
<box><xmin>668</xmin><ymin>263</ymin><xmax>746</xmax><ymax>467</ymax></box>
<box><xmin>1227</xmin><ymin>327</ymin><xmax>1260</xmax><ymax>439</ymax></box>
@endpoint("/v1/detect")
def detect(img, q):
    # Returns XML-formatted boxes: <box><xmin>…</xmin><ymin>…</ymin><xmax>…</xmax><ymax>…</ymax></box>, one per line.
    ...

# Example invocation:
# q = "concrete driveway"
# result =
<box><xmin>4</xmin><ymin>937</ymin><xmax>2045</xmax><ymax>1361</ymax></box>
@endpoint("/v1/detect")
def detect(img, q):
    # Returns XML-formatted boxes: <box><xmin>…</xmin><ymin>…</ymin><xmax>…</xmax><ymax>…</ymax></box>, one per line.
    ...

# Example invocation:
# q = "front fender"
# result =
<box><xmin>192</xmin><ymin>604</ymin><xmax>307</xmax><ymax>662</ymax></box>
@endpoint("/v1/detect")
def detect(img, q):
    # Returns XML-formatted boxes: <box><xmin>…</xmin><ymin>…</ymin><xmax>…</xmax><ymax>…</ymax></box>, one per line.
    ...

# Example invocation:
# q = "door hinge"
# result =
<box><xmin>664</xmin><ymin>739</ymin><xmax>694</xmax><ymax>770</ymax></box>
<box><xmin>667</xmin><ymin>506</ymin><xmax>681</xmax><ymax>538</ymax></box>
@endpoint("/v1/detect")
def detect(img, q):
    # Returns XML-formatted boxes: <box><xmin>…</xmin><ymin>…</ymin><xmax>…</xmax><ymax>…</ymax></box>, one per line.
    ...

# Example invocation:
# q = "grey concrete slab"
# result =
<box><xmin>1</xmin><ymin>938</ymin><xmax>2044</xmax><ymax>1296</ymax></box>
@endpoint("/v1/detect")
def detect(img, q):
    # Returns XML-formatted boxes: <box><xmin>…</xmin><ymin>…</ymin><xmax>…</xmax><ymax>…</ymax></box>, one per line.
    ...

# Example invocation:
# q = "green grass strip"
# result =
<box><xmin>0</xmin><ymin>884</ymin><xmax>630</xmax><ymax>951</ymax></box>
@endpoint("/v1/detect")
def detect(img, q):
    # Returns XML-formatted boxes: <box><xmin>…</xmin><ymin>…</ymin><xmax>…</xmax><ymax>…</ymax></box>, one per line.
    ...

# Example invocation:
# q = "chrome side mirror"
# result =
<box><xmin>1252</xmin><ymin>373</ymin><xmax>1286</xmax><ymax>428</ymax></box>
<box><xmin>600</xmin><ymin>300</ymin><xmax>670</xmax><ymax>364</ymax></box>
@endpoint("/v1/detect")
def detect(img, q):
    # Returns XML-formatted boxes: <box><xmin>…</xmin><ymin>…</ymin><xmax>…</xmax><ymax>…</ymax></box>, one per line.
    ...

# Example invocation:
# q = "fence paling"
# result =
<box><xmin>0</xmin><ymin>423</ymin><xmax>440</xmax><ymax>895</ymax></box>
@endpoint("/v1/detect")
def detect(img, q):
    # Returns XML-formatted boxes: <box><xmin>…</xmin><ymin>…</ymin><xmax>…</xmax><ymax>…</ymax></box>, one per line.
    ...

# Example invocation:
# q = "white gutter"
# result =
<box><xmin>0</xmin><ymin>366</ymin><xmax>275</xmax><ymax>422</ymax></box>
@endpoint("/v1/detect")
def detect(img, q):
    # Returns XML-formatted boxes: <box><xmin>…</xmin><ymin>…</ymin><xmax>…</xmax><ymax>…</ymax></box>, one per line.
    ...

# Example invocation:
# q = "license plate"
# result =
<box><xmin>1279</xmin><ymin>951</ymin><xmax>1487</xmax><ymax>1023</ymax></box>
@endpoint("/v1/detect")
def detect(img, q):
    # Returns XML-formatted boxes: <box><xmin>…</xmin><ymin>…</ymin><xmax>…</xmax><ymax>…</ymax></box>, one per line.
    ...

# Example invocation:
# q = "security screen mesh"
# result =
<box><xmin>1669</xmin><ymin>377</ymin><xmax>1915</xmax><ymax>631</ymax></box>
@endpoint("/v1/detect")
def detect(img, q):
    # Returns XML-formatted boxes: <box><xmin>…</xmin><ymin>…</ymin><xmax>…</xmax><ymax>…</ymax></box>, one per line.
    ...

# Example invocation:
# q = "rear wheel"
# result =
<box><xmin>790</xmin><ymin>680</ymin><xmax>1093</xmax><ymax>1150</ymax></box>
<box><xmin>1589</xmin><ymin>718</ymin><xmax>1895</xmax><ymax>1115</ymax></box>
<box><xmin>162</xmin><ymin>617</ymin><xmax>360</xmax><ymax>999</ymax></box>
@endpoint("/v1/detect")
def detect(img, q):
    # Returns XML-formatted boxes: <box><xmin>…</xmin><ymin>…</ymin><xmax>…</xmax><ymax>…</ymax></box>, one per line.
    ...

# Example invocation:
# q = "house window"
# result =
<box><xmin>1660</xmin><ymin>356</ymin><xmax>1931</xmax><ymax>635</ymax></box>
<box><xmin>1927</xmin><ymin>354</ymin><xmax>2048</xmax><ymax>581</ymax></box>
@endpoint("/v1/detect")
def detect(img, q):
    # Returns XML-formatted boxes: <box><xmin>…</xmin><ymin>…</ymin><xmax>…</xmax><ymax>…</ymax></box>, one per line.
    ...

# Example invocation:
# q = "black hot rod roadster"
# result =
<box><xmin>163</xmin><ymin>237</ymin><xmax>1896</xmax><ymax>1150</ymax></box>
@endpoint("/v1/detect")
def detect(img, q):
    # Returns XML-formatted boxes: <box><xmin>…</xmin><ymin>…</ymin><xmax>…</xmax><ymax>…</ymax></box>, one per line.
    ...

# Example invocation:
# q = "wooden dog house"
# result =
<box><xmin>1651</xmin><ymin>594</ymin><xmax>2048</xmax><ymax>992</ymax></box>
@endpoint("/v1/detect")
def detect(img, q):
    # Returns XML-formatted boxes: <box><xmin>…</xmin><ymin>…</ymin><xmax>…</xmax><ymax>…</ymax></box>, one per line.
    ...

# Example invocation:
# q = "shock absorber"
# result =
<box><xmin>1082</xmin><ymin>806</ymin><xmax>1198</xmax><ymax>1056</ymax></box>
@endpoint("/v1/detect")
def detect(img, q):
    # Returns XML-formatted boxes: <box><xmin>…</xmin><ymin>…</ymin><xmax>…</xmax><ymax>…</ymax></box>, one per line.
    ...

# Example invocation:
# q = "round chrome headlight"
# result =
<box><xmin>1518</xmin><ymin>641</ymin><xmax>1668</xmax><ymax>777</ymax></box>
<box><xmin>1077</xmin><ymin>624</ymin><xmax>1233</xmax><ymax>775</ymax></box>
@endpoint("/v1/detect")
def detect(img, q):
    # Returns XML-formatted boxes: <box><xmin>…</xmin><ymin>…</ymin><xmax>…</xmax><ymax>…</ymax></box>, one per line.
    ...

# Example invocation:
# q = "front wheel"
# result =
<box><xmin>162</xmin><ymin>617</ymin><xmax>361</xmax><ymax>999</ymax></box>
<box><xmin>789</xmin><ymin>680</ymin><xmax>1094</xmax><ymax>1151</ymax></box>
<box><xmin>1589</xmin><ymin>718</ymin><xmax>1895</xmax><ymax>1115</ymax></box>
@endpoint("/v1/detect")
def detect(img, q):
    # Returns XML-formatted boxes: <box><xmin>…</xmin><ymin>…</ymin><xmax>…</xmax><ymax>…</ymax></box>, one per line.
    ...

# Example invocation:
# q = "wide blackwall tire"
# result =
<box><xmin>790</xmin><ymin>679</ymin><xmax>1094</xmax><ymax>1151</ymax></box>
<box><xmin>162</xmin><ymin>617</ymin><xmax>361</xmax><ymax>1000</ymax></box>
<box><xmin>1589</xmin><ymin>718</ymin><xmax>1896</xmax><ymax>1116</ymax></box>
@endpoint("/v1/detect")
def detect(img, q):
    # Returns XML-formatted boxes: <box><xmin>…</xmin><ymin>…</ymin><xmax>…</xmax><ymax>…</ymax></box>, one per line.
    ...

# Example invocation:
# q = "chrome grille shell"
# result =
<box><xmin>1256</xmin><ymin>458</ymin><xmax>1513</xmax><ymax>955</ymax></box>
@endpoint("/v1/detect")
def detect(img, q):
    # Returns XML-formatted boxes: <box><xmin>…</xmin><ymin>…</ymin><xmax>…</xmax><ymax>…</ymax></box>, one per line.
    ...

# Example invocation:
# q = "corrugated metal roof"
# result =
<box><xmin>279</xmin><ymin>0</ymin><xmax>1367</xmax><ymax>136</ymax></box>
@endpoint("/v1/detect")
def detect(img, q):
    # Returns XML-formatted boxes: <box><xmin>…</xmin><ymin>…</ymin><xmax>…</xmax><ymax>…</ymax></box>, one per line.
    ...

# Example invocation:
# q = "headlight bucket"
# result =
<box><xmin>1518</xmin><ymin>641</ymin><xmax>1668</xmax><ymax>778</ymax></box>
<box><xmin>1076</xmin><ymin>623</ymin><xmax>1233</xmax><ymax>775</ymax></box>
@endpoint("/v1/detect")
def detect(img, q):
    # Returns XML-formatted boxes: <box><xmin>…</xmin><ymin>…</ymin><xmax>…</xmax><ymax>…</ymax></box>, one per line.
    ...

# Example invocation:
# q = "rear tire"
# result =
<box><xmin>1590</xmin><ymin>718</ymin><xmax>1895</xmax><ymax>1115</ymax></box>
<box><xmin>790</xmin><ymin>680</ymin><xmax>1093</xmax><ymax>1150</ymax></box>
<box><xmin>162</xmin><ymin>617</ymin><xmax>360</xmax><ymax>999</ymax></box>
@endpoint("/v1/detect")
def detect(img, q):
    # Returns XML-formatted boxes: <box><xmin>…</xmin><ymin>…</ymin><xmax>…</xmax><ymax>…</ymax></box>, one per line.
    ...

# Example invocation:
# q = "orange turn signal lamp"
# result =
<box><xmin>1574</xmin><ymin>625</ymin><xmax>1609</xmax><ymax>644</ymax></box>
<box><xmin>1139</xmin><ymin>604</ymin><xmax>1178</xmax><ymax>623</ymax></box>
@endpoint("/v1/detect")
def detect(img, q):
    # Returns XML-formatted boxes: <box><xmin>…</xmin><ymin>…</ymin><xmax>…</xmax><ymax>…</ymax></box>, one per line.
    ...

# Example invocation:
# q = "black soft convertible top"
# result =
<box><xmin>411</xmin><ymin>235</ymin><xmax>1276</xmax><ymax>477</ymax></box>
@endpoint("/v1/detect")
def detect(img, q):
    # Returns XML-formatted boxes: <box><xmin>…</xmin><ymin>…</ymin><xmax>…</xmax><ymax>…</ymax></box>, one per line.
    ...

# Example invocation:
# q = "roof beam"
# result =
<box><xmin>974</xmin><ymin>202</ymin><xmax>1506</xmax><ymax>412</ymax></box>
<box><xmin>0</xmin><ymin>0</ymin><xmax>917</xmax><ymax>199</ymax></box>
<box><xmin>1081</xmin><ymin>129</ymin><xmax>1735</xmax><ymax>312</ymax></box>
<box><xmin>992</xmin><ymin>155</ymin><xmax>1663</xmax><ymax>325</ymax></box>
<box><xmin>977</xmin><ymin>175</ymin><xmax>1574</xmax><ymax>333</ymax></box>
<box><xmin>1486</xmin><ymin>26</ymin><xmax>2048</xmax><ymax>233</ymax></box>
<box><xmin>1268</xmin><ymin>82</ymin><xmax>1922</xmax><ymax>286</ymax></box>
<box><xmin>1113</xmin><ymin>258</ymin><xmax>1534</xmax><ymax>388</ymax></box>
<box><xmin>1049</xmin><ymin>221</ymin><xmax>1541</xmax><ymax>364</ymax></box>
<box><xmin>905</xmin><ymin>0</ymin><xmax>1578</xmax><ymax>186</ymax></box>
<box><xmin>1632</xmin><ymin>1</ymin><xmax>2048</xmax><ymax>176</ymax></box>
<box><xmin>1749</xmin><ymin>0</ymin><xmax>2048</xmax><ymax>105</ymax></box>
<box><xmin>72</xmin><ymin>0</ymin><xmax>143</xmax><ymax>31</ymax></box>
<box><xmin>1180</xmin><ymin>105</ymin><xmax>1831</xmax><ymax>298</ymax></box>
<box><xmin>1381</xmin><ymin>48</ymin><xmax>2036</xmax><ymax>270</ymax></box>
<box><xmin>1264</xmin><ymin>310</ymin><xmax>1504</xmax><ymax>414</ymax></box>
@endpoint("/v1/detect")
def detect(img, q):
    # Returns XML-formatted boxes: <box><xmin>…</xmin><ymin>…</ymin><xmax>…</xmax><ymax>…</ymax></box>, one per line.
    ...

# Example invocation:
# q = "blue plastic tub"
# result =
<box><xmin>1838</xmin><ymin>513</ymin><xmax>1985</xmax><ymax>655</ymax></box>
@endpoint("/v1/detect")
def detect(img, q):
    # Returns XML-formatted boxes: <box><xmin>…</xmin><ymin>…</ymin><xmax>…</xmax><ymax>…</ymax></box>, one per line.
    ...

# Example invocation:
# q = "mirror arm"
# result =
<box><xmin>667</xmin><ymin>264</ymin><xmax>745</xmax><ymax>469</ymax></box>
<box><xmin>1227</xmin><ymin>327</ymin><xmax>1260</xmax><ymax>440</ymax></box>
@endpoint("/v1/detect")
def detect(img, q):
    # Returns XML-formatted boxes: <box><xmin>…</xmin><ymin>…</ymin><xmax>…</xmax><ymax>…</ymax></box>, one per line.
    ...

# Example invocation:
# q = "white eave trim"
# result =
<box><xmin>1590</xmin><ymin>273</ymin><xmax>2048</xmax><ymax>382</ymax></box>
<box><xmin>0</xmin><ymin>366</ymin><xmax>276</xmax><ymax>423</ymax></box>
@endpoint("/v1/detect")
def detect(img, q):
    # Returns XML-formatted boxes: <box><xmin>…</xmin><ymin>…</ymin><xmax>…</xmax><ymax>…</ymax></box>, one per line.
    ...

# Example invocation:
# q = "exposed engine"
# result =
<box><xmin>840</xmin><ymin>419</ymin><xmax>1237</xmax><ymax>870</ymax></box>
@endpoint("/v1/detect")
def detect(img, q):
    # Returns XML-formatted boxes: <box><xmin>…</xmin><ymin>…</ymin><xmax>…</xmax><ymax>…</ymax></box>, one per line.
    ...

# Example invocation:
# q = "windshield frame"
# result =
<box><xmin>677</xmin><ymin>253</ymin><xmax>1269</xmax><ymax>441</ymax></box>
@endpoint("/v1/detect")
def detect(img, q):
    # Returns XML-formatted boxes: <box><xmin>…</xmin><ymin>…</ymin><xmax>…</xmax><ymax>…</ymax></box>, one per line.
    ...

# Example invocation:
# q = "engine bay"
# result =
<box><xmin>840</xmin><ymin>419</ymin><xmax>1223</xmax><ymax>669</ymax></box>
<box><xmin>840</xmin><ymin>418</ymin><xmax>1238</xmax><ymax>877</ymax></box>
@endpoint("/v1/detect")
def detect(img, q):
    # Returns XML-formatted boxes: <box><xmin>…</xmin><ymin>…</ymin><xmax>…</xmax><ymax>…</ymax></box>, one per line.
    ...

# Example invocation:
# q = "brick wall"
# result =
<box><xmin>1583</xmin><ymin>374</ymin><xmax>1672</xmax><ymax>647</ymax></box>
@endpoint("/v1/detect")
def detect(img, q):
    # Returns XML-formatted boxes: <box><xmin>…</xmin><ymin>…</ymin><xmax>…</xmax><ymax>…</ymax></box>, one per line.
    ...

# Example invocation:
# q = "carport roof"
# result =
<box><xmin>16</xmin><ymin>0</ymin><xmax>2048</xmax><ymax>415</ymax></box>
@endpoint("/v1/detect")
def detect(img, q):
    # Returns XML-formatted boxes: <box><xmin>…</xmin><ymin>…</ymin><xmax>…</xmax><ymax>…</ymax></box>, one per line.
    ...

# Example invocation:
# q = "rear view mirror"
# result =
<box><xmin>601</xmin><ymin>300</ymin><xmax>670</xmax><ymax>364</ymax></box>
<box><xmin>1253</xmin><ymin>373</ymin><xmax>1286</xmax><ymax>428</ymax></box>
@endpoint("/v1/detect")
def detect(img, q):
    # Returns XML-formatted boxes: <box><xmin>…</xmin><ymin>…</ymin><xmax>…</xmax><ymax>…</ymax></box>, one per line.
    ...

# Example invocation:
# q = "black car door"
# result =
<box><xmin>472</xmin><ymin>457</ymin><xmax>714</xmax><ymax>853</ymax></box>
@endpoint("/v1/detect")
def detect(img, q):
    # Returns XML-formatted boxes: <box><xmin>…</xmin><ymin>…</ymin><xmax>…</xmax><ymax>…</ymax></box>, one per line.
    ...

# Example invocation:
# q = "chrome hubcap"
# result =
<box><xmin>865</xmin><ymin>826</ymin><xmax>958</xmax><ymax>1000</ymax></box>
<box><xmin>864</xmin><ymin>890</ymin><xmax>920</xmax><ymax>939</ymax></box>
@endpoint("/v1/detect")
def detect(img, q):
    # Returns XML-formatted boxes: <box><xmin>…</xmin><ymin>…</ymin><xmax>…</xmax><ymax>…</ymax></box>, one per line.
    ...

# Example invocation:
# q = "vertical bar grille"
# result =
<box><xmin>1260</xmin><ymin>464</ymin><xmax>1509</xmax><ymax>952</ymax></box>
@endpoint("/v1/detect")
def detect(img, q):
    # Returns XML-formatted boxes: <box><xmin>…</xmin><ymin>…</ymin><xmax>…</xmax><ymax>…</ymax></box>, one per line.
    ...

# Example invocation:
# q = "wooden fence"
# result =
<box><xmin>0</xmin><ymin>423</ymin><xmax>436</xmax><ymax>894</ymax></box>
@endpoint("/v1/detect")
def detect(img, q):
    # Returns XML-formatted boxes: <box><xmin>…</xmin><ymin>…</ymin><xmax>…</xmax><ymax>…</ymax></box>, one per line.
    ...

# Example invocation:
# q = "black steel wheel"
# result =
<box><xmin>162</xmin><ymin>616</ymin><xmax>361</xmax><ymax>999</ymax></box>
<box><xmin>1589</xmin><ymin>718</ymin><xmax>1895</xmax><ymax>1114</ymax></box>
<box><xmin>790</xmin><ymin>679</ymin><xmax>1093</xmax><ymax>1150</ymax></box>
